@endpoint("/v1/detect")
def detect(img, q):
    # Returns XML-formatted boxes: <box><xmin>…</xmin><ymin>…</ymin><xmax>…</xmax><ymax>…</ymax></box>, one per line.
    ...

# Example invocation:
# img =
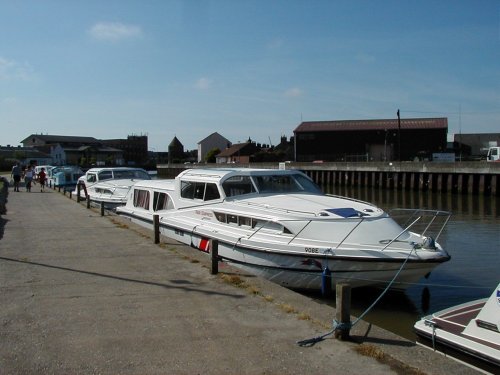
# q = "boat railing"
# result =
<box><xmin>232</xmin><ymin>199</ymin><xmax>323</xmax><ymax>217</ymax></box>
<box><xmin>247</xmin><ymin>208</ymin><xmax>450</xmax><ymax>252</ymax></box>
<box><xmin>388</xmin><ymin>208</ymin><xmax>451</xmax><ymax>242</ymax></box>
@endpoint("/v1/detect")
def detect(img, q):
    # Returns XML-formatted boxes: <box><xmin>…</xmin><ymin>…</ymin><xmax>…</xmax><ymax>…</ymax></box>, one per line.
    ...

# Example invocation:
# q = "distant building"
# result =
<box><xmin>168</xmin><ymin>136</ymin><xmax>184</xmax><ymax>164</ymax></box>
<box><xmin>104</xmin><ymin>135</ymin><xmax>148</xmax><ymax>166</ymax></box>
<box><xmin>454</xmin><ymin>133</ymin><xmax>500</xmax><ymax>159</ymax></box>
<box><xmin>215</xmin><ymin>140</ymin><xmax>259</xmax><ymax>164</ymax></box>
<box><xmin>293</xmin><ymin>118</ymin><xmax>448</xmax><ymax>162</ymax></box>
<box><xmin>20</xmin><ymin>134</ymin><xmax>125</xmax><ymax>166</ymax></box>
<box><xmin>0</xmin><ymin>146</ymin><xmax>52</xmax><ymax>168</ymax></box>
<box><xmin>197</xmin><ymin>132</ymin><xmax>231</xmax><ymax>163</ymax></box>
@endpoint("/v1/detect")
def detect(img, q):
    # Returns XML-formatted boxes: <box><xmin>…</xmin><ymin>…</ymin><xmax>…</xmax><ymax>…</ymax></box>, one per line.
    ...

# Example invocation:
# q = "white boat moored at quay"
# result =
<box><xmin>116</xmin><ymin>168</ymin><xmax>451</xmax><ymax>291</ymax></box>
<box><xmin>47</xmin><ymin>165</ymin><xmax>84</xmax><ymax>188</ymax></box>
<box><xmin>73</xmin><ymin>167</ymin><xmax>151</xmax><ymax>207</ymax></box>
<box><xmin>414</xmin><ymin>282</ymin><xmax>500</xmax><ymax>371</ymax></box>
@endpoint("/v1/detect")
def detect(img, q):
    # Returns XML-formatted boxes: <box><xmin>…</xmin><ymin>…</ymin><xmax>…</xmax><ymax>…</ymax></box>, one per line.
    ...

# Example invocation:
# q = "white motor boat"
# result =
<box><xmin>74</xmin><ymin>167</ymin><xmax>151</xmax><ymax>207</ymax></box>
<box><xmin>47</xmin><ymin>165</ymin><xmax>84</xmax><ymax>188</ymax></box>
<box><xmin>414</xmin><ymin>283</ymin><xmax>500</xmax><ymax>370</ymax></box>
<box><xmin>116</xmin><ymin>168</ymin><xmax>451</xmax><ymax>291</ymax></box>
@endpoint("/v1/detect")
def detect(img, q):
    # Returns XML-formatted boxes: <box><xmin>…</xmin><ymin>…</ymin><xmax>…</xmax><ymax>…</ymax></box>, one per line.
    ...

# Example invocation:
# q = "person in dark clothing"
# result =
<box><xmin>11</xmin><ymin>163</ymin><xmax>21</xmax><ymax>192</ymax></box>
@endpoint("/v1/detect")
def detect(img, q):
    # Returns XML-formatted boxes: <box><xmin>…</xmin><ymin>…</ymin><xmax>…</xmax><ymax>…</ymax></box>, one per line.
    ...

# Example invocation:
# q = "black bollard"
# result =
<box><xmin>321</xmin><ymin>265</ymin><xmax>332</xmax><ymax>297</ymax></box>
<box><xmin>153</xmin><ymin>214</ymin><xmax>160</xmax><ymax>244</ymax></box>
<box><xmin>210</xmin><ymin>239</ymin><xmax>218</xmax><ymax>275</ymax></box>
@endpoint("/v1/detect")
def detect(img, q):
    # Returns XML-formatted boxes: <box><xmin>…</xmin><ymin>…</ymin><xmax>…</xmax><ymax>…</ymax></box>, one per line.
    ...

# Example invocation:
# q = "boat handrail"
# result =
<box><xmin>380</xmin><ymin>216</ymin><xmax>422</xmax><ymax>251</ymax></box>
<box><xmin>232</xmin><ymin>199</ymin><xmax>319</xmax><ymax>217</ymax></box>
<box><xmin>280</xmin><ymin>214</ymin><xmax>426</xmax><ymax>251</ymax></box>
<box><xmin>388</xmin><ymin>208</ymin><xmax>451</xmax><ymax>242</ymax></box>
<box><xmin>334</xmin><ymin>218</ymin><xmax>365</xmax><ymax>250</ymax></box>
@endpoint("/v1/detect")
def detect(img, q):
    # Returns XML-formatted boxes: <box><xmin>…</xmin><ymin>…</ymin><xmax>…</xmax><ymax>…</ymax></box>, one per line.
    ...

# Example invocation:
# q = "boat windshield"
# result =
<box><xmin>254</xmin><ymin>174</ymin><xmax>321</xmax><ymax>194</ymax></box>
<box><xmin>113</xmin><ymin>170</ymin><xmax>151</xmax><ymax>180</ymax></box>
<box><xmin>222</xmin><ymin>173</ymin><xmax>322</xmax><ymax>197</ymax></box>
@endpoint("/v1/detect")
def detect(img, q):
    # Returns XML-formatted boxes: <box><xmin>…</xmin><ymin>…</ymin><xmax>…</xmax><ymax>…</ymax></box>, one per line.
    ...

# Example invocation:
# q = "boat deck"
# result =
<box><xmin>432</xmin><ymin>301</ymin><xmax>484</xmax><ymax>336</ymax></box>
<box><xmin>432</xmin><ymin>301</ymin><xmax>500</xmax><ymax>352</ymax></box>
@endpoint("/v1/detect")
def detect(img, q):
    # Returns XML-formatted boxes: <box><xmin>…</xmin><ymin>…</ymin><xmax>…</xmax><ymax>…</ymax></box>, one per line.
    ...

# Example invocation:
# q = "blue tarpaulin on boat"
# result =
<box><xmin>324</xmin><ymin>208</ymin><xmax>361</xmax><ymax>218</ymax></box>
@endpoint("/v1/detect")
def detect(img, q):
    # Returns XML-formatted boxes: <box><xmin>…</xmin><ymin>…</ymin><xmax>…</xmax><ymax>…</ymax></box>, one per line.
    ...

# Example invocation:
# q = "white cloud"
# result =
<box><xmin>284</xmin><ymin>87</ymin><xmax>302</xmax><ymax>97</ymax></box>
<box><xmin>195</xmin><ymin>77</ymin><xmax>212</xmax><ymax>90</ymax></box>
<box><xmin>88</xmin><ymin>22</ymin><xmax>143</xmax><ymax>42</ymax></box>
<box><xmin>0</xmin><ymin>57</ymin><xmax>34</xmax><ymax>81</ymax></box>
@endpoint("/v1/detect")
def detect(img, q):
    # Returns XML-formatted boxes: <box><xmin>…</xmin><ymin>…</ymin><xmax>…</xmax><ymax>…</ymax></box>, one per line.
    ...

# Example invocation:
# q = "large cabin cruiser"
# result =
<box><xmin>414</xmin><ymin>283</ymin><xmax>500</xmax><ymax>371</ymax></box>
<box><xmin>74</xmin><ymin>167</ymin><xmax>151</xmax><ymax>207</ymax></box>
<box><xmin>116</xmin><ymin>168</ymin><xmax>451</xmax><ymax>290</ymax></box>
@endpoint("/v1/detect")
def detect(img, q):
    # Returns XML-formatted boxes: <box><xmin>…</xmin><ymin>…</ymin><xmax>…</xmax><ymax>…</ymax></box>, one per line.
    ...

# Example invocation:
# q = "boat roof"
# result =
<box><xmin>85</xmin><ymin>167</ymin><xmax>147</xmax><ymax>173</ymax></box>
<box><xmin>177</xmin><ymin>168</ymin><xmax>304</xmax><ymax>183</ymax></box>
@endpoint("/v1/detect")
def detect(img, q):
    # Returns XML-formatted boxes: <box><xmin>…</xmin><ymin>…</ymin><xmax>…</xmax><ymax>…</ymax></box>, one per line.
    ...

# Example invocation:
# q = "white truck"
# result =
<box><xmin>486</xmin><ymin>146</ymin><xmax>500</xmax><ymax>162</ymax></box>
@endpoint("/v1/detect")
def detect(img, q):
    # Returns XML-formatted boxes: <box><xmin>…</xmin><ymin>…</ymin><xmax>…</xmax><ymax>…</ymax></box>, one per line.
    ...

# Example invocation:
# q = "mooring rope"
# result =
<box><xmin>297</xmin><ymin>247</ymin><xmax>416</xmax><ymax>347</ymax></box>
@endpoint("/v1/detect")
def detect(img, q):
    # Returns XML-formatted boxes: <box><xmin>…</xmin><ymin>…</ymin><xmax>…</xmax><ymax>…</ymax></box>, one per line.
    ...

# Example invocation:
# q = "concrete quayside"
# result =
<box><xmin>0</xmin><ymin>178</ymin><xmax>488</xmax><ymax>374</ymax></box>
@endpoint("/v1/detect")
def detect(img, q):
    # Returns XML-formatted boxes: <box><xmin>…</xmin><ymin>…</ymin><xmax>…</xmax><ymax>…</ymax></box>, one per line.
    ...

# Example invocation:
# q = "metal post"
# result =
<box><xmin>397</xmin><ymin>109</ymin><xmax>401</xmax><ymax>162</ymax></box>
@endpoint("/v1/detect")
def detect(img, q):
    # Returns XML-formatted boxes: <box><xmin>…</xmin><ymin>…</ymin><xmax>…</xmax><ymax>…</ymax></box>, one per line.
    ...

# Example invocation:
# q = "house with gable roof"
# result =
<box><xmin>197</xmin><ymin>132</ymin><xmax>231</xmax><ymax>163</ymax></box>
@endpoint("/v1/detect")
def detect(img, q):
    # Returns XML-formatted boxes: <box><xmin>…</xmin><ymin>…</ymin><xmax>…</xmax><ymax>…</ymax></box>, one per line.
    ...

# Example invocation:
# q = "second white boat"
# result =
<box><xmin>116</xmin><ymin>168</ymin><xmax>451</xmax><ymax>291</ymax></box>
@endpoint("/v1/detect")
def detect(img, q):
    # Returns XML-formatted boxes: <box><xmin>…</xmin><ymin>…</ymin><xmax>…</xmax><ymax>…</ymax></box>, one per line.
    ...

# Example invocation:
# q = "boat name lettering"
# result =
<box><xmin>196</xmin><ymin>210</ymin><xmax>213</xmax><ymax>217</ymax></box>
<box><xmin>175</xmin><ymin>229</ymin><xmax>184</xmax><ymax>237</ymax></box>
<box><xmin>305</xmin><ymin>247</ymin><xmax>319</xmax><ymax>253</ymax></box>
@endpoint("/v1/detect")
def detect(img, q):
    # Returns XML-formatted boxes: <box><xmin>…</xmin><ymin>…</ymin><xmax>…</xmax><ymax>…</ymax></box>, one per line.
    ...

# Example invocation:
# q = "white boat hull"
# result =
<box><xmin>120</xmin><ymin>211</ymin><xmax>446</xmax><ymax>290</ymax></box>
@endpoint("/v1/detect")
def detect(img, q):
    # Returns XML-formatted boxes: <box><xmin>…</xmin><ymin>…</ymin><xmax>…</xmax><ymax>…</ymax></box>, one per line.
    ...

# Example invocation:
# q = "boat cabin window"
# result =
<box><xmin>98</xmin><ymin>171</ymin><xmax>113</xmax><ymax>181</ymax></box>
<box><xmin>133</xmin><ymin>189</ymin><xmax>150</xmax><ymax>209</ymax></box>
<box><xmin>181</xmin><ymin>181</ymin><xmax>221</xmax><ymax>201</ymax></box>
<box><xmin>213</xmin><ymin>212</ymin><xmax>292</xmax><ymax>234</ymax></box>
<box><xmin>153</xmin><ymin>192</ymin><xmax>174</xmax><ymax>211</ymax></box>
<box><xmin>222</xmin><ymin>176</ymin><xmax>256</xmax><ymax>197</ymax></box>
<box><xmin>86</xmin><ymin>173</ymin><xmax>97</xmax><ymax>183</ymax></box>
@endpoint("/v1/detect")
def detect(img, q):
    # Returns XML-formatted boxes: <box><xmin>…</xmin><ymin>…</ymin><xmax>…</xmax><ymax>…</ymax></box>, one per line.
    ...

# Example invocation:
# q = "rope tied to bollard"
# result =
<box><xmin>297</xmin><ymin>319</ymin><xmax>352</xmax><ymax>347</ymax></box>
<box><xmin>296</xmin><ymin>247</ymin><xmax>416</xmax><ymax>347</ymax></box>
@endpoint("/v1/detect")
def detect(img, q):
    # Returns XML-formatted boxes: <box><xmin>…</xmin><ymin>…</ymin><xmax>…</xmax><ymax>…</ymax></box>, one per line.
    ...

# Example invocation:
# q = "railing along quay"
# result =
<box><xmin>158</xmin><ymin>161</ymin><xmax>500</xmax><ymax>196</ymax></box>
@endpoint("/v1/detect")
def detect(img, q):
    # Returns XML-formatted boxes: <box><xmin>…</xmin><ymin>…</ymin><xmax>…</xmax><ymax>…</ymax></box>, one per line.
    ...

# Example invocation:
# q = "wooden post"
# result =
<box><xmin>77</xmin><ymin>183</ymin><xmax>81</xmax><ymax>202</ymax></box>
<box><xmin>86</xmin><ymin>196</ymin><xmax>91</xmax><ymax>209</ymax></box>
<box><xmin>153</xmin><ymin>214</ymin><xmax>160</xmax><ymax>244</ymax></box>
<box><xmin>334</xmin><ymin>283</ymin><xmax>351</xmax><ymax>340</ymax></box>
<box><xmin>100</xmin><ymin>201</ymin><xmax>105</xmax><ymax>216</ymax></box>
<box><xmin>69</xmin><ymin>190</ymin><xmax>72</xmax><ymax>199</ymax></box>
<box><xmin>210</xmin><ymin>239</ymin><xmax>218</xmax><ymax>275</ymax></box>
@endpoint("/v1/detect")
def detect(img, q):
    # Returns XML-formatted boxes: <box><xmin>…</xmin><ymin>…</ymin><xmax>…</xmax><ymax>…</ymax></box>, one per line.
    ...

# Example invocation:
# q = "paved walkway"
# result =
<box><xmin>0</xmin><ymin>183</ymin><xmax>479</xmax><ymax>374</ymax></box>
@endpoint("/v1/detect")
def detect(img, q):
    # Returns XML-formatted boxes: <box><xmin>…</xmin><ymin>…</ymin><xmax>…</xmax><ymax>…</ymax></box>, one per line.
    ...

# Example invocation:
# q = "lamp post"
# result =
<box><xmin>397</xmin><ymin>109</ymin><xmax>401</xmax><ymax>162</ymax></box>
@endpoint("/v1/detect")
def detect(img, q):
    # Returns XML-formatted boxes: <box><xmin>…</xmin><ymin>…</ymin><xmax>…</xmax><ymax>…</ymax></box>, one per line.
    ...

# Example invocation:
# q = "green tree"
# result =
<box><xmin>205</xmin><ymin>148</ymin><xmax>220</xmax><ymax>163</ymax></box>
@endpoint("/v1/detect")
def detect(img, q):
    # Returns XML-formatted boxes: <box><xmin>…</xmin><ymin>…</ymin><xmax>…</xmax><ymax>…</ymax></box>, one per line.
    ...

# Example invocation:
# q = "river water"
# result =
<box><xmin>318</xmin><ymin>185</ymin><xmax>500</xmax><ymax>340</ymax></box>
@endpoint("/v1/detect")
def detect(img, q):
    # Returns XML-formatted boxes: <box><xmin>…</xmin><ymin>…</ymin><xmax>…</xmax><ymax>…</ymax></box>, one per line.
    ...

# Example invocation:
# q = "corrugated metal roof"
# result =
<box><xmin>294</xmin><ymin>118</ymin><xmax>448</xmax><ymax>133</ymax></box>
<box><xmin>21</xmin><ymin>134</ymin><xmax>100</xmax><ymax>143</ymax></box>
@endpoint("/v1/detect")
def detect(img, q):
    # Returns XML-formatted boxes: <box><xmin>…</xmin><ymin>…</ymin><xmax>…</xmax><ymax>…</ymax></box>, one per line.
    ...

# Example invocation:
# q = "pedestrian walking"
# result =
<box><xmin>24</xmin><ymin>165</ymin><xmax>34</xmax><ymax>192</ymax></box>
<box><xmin>11</xmin><ymin>163</ymin><xmax>22</xmax><ymax>192</ymax></box>
<box><xmin>38</xmin><ymin>168</ymin><xmax>47</xmax><ymax>192</ymax></box>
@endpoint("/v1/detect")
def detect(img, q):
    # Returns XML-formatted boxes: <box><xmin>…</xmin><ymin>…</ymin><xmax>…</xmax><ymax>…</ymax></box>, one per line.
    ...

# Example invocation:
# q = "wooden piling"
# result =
<box><xmin>100</xmin><ymin>202</ymin><xmax>105</xmax><ymax>216</ymax></box>
<box><xmin>334</xmin><ymin>283</ymin><xmax>351</xmax><ymax>340</ymax></box>
<box><xmin>153</xmin><ymin>214</ymin><xmax>160</xmax><ymax>244</ymax></box>
<box><xmin>210</xmin><ymin>239</ymin><xmax>219</xmax><ymax>275</ymax></box>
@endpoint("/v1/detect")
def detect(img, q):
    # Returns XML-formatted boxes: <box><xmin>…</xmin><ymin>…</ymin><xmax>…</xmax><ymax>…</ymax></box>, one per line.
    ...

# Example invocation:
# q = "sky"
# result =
<box><xmin>1</xmin><ymin>0</ymin><xmax>499</xmax><ymax>152</ymax></box>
